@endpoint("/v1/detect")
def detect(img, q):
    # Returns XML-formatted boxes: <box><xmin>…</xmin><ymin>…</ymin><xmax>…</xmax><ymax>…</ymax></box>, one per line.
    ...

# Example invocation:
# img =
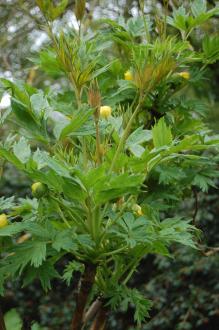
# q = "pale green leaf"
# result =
<box><xmin>30</xmin><ymin>91</ymin><xmax>51</xmax><ymax>119</ymax></box>
<box><xmin>0</xmin><ymin>196</ymin><xmax>15</xmax><ymax>211</ymax></box>
<box><xmin>13</xmin><ymin>137</ymin><xmax>31</xmax><ymax>163</ymax></box>
<box><xmin>152</xmin><ymin>118</ymin><xmax>172</xmax><ymax>148</ymax></box>
<box><xmin>126</xmin><ymin>127</ymin><xmax>152</xmax><ymax>157</ymax></box>
<box><xmin>191</xmin><ymin>0</ymin><xmax>207</xmax><ymax>17</ymax></box>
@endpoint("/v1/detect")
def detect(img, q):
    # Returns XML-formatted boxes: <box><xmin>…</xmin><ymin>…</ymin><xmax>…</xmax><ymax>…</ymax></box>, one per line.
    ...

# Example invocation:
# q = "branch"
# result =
<box><xmin>203</xmin><ymin>246</ymin><xmax>219</xmax><ymax>256</ymax></box>
<box><xmin>83</xmin><ymin>298</ymin><xmax>102</xmax><ymax>325</ymax></box>
<box><xmin>89</xmin><ymin>304</ymin><xmax>107</xmax><ymax>330</ymax></box>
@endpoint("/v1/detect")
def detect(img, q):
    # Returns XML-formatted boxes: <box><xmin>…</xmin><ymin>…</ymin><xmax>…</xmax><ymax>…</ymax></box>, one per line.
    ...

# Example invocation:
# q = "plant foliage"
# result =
<box><xmin>0</xmin><ymin>0</ymin><xmax>219</xmax><ymax>328</ymax></box>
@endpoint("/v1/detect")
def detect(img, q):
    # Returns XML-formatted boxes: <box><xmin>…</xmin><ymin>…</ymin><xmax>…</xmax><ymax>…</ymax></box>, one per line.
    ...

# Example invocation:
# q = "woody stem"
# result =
<box><xmin>0</xmin><ymin>304</ymin><xmax>6</xmax><ymax>330</ymax></box>
<box><xmin>71</xmin><ymin>263</ymin><xmax>96</xmax><ymax>330</ymax></box>
<box><xmin>89</xmin><ymin>304</ymin><xmax>107</xmax><ymax>330</ymax></box>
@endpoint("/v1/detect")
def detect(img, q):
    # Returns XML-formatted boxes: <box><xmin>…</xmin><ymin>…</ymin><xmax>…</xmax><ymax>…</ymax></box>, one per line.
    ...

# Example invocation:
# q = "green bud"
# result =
<box><xmin>31</xmin><ymin>182</ymin><xmax>47</xmax><ymax>199</ymax></box>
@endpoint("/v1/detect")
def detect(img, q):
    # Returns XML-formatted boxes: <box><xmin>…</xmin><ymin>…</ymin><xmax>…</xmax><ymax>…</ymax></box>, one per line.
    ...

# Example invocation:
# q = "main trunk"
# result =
<box><xmin>71</xmin><ymin>262</ymin><xmax>96</xmax><ymax>330</ymax></box>
<box><xmin>0</xmin><ymin>305</ymin><xmax>6</xmax><ymax>330</ymax></box>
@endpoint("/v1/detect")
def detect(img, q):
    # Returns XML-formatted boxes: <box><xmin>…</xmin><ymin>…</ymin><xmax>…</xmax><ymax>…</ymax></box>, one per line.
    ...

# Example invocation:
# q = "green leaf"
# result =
<box><xmin>167</xmin><ymin>6</ymin><xmax>187</xmax><ymax>31</ymax></box>
<box><xmin>157</xmin><ymin>165</ymin><xmax>186</xmax><ymax>184</ymax></box>
<box><xmin>0</xmin><ymin>196</ymin><xmax>15</xmax><ymax>211</ymax></box>
<box><xmin>13</xmin><ymin>137</ymin><xmax>31</xmax><ymax>163</ymax></box>
<box><xmin>30</xmin><ymin>90</ymin><xmax>51</xmax><ymax>119</ymax></box>
<box><xmin>111</xmin><ymin>212</ymin><xmax>149</xmax><ymax>248</ymax></box>
<box><xmin>126</xmin><ymin>127</ymin><xmax>152</xmax><ymax>146</ymax></box>
<box><xmin>107</xmin><ymin>285</ymin><xmax>152</xmax><ymax>326</ymax></box>
<box><xmin>10</xmin><ymin>99</ymin><xmax>47</xmax><ymax>143</ymax></box>
<box><xmin>53</xmin><ymin>116</ymin><xmax>70</xmax><ymax>140</ymax></box>
<box><xmin>124</xmin><ymin>288</ymin><xmax>152</xmax><ymax>326</ymax></box>
<box><xmin>33</xmin><ymin>150</ymin><xmax>71</xmax><ymax>178</ymax></box>
<box><xmin>191</xmin><ymin>0</ymin><xmax>207</xmax><ymax>17</ymax></box>
<box><xmin>129</xmin><ymin>144</ymin><xmax>145</xmax><ymax>157</ymax></box>
<box><xmin>0</xmin><ymin>146</ymin><xmax>25</xmax><ymax>170</ymax></box>
<box><xmin>0</xmin><ymin>106</ymin><xmax>11</xmax><ymax>124</ymax></box>
<box><xmin>31</xmin><ymin>323</ymin><xmax>47</xmax><ymax>330</ymax></box>
<box><xmin>4</xmin><ymin>241</ymin><xmax>47</xmax><ymax>274</ymax></box>
<box><xmin>126</xmin><ymin>127</ymin><xmax>152</xmax><ymax>157</ymax></box>
<box><xmin>59</xmin><ymin>107</ymin><xmax>94</xmax><ymax>139</ymax></box>
<box><xmin>0</xmin><ymin>78</ymin><xmax>36</xmax><ymax>105</ymax></box>
<box><xmin>0</xmin><ymin>223</ymin><xmax>26</xmax><ymax>237</ymax></box>
<box><xmin>36</xmin><ymin>0</ymin><xmax>68</xmax><ymax>20</ymax></box>
<box><xmin>127</xmin><ymin>17</ymin><xmax>148</xmax><ymax>37</ymax></box>
<box><xmin>152</xmin><ymin>118</ymin><xmax>172</xmax><ymax>148</ymax></box>
<box><xmin>91</xmin><ymin>62</ymin><xmax>114</xmax><ymax>80</ymax></box>
<box><xmin>76</xmin><ymin>234</ymin><xmax>95</xmax><ymax>251</ymax></box>
<box><xmin>29</xmin><ymin>168</ymin><xmax>64</xmax><ymax>191</ymax></box>
<box><xmin>94</xmin><ymin>173</ymin><xmax>144</xmax><ymax>204</ymax></box>
<box><xmin>52</xmin><ymin>230</ymin><xmax>78</xmax><ymax>252</ymax></box>
<box><xmin>4</xmin><ymin>309</ymin><xmax>23</xmax><ymax>330</ymax></box>
<box><xmin>23</xmin><ymin>261</ymin><xmax>60</xmax><ymax>291</ymax></box>
<box><xmin>202</xmin><ymin>35</ymin><xmax>219</xmax><ymax>64</ymax></box>
<box><xmin>31</xmin><ymin>49</ymin><xmax>63</xmax><ymax>77</ymax></box>
<box><xmin>63</xmin><ymin>260</ymin><xmax>84</xmax><ymax>286</ymax></box>
<box><xmin>28</xmin><ymin>241</ymin><xmax>47</xmax><ymax>267</ymax></box>
<box><xmin>50</xmin><ymin>0</ymin><xmax>68</xmax><ymax>20</ymax></box>
<box><xmin>23</xmin><ymin>222</ymin><xmax>54</xmax><ymax>240</ymax></box>
<box><xmin>158</xmin><ymin>217</ymin><xmax>197</xmax><ymax>248</ymax></box>
<box><xmin>192</xmin><ymin>173</ymin><xmax>216</xmax><ymax>192</ymax></box>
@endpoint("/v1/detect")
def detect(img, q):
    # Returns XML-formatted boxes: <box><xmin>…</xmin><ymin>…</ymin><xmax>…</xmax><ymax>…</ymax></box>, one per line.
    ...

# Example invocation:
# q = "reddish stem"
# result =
<box><xmin>71</xmin><ymin>263</ymin><xmax>96</xmax><ymax>330</ymax></box>
<box><xmin>0</xmin><ymin>306</ymin><xmax>6</xmax><ymax>330</ymax></box>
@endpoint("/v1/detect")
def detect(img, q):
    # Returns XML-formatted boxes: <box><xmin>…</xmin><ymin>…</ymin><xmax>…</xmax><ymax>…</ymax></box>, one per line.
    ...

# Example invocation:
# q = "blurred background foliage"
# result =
<box><xmin>0</xmin><ymin>0</ymin><xmax>219</xmax><ymax>329</ymax></box>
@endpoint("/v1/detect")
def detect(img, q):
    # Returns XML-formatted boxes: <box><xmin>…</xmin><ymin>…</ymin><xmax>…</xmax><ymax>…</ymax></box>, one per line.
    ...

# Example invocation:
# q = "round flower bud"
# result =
<box><xmin>0</xmin><ymin>214</ymin><xmax>8</xmax><ymax>228</ymax></box>
<box><xmin>100</xmin><ymin>106</ymin><xmax>112</xmax><ymax>119</ymax></box>
<box><xmin>31</xmin><ymin>182</ymin><xmax>47</xmax><ymax>199</ymax></box>
<box><xmin>124</xmin><ymin>70</ymin><xmax>133</xmax><ymax>81</ymax></box>
<box><xmin>132</xmin><ymin>204</ymin><xmax>143</xmax><ymax>216</ymax></box>
<box><xmin>177</xmin><ymin>71</ymin><xmax>190</xmax><ymax>80</ymax></box>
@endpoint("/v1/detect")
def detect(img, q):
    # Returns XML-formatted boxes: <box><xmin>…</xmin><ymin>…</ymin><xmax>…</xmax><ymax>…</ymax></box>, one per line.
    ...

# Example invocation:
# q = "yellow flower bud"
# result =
<box><xmin>132</xmin><ymin>204</ymin><xmax>143</xmax><ymax>216</ymax></box>
<box><xmin>177</xmin><ymin>71</ymin><xmax>190</xmax><ymax>80</ymax></box>
<box><xmin>0</xmin><ymin>214</ymin><xmax>8</xmax><ymax>228</ymax></box>
<box><xmin>100</xmin><ymin>106</ymin><xmax>112</xmax><ymax>119</ymax></box>
<box><xmin>31</xmin><ymin>182</ymin><xmax>47</xmax><ymax>199</ymax></box>
<box><xmin>124</xmin><ymin>70</ymin><xmax>133</xmax><ymax>81</ymax></box>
